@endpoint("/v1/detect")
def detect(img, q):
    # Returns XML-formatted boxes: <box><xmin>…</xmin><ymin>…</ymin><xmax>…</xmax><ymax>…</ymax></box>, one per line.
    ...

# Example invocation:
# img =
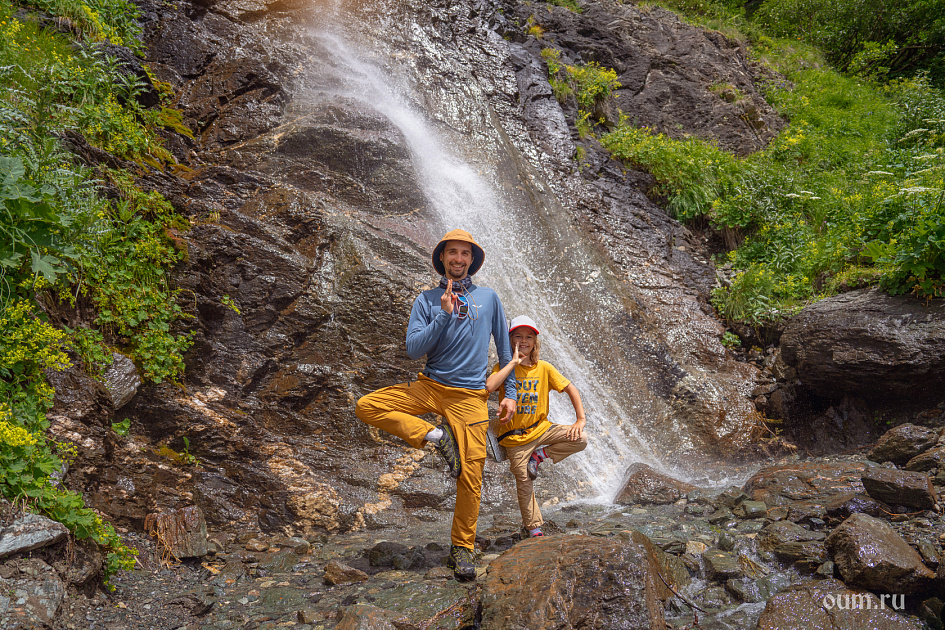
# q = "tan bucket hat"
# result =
<box><xmin>432</xmin><ymin>229</ymin><xmax>485</xmax><ymax>276</ymax></box>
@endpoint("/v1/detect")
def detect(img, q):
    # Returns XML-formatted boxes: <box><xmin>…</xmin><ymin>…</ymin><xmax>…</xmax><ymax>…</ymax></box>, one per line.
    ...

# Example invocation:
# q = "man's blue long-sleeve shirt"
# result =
<box><xmin>406</xmin><ymin>283</ymin><xmax>517</xmax><ymax>401</ymax></box>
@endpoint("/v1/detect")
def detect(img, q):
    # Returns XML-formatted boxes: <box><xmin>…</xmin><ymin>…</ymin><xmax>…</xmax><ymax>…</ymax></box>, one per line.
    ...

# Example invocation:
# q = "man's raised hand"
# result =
<box><xmin>440</xmin><ymin>279</ymin><xmax>457</xmax><ymax>314</ymax></box>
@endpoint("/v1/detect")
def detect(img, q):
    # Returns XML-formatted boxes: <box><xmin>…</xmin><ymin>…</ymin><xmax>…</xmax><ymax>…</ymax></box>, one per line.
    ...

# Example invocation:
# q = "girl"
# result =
<box><xmin>486</xmin><ymin>315</ymin><xmax>588</xmax><ymax>538</ymax></box>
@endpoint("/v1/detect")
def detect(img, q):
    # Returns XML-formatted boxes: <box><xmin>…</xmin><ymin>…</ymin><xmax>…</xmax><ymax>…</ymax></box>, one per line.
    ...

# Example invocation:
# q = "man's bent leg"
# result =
<box><xmin>356</xmin><ymin>379</ymin><xmax>440</xmax><ymax>449</ymax></box>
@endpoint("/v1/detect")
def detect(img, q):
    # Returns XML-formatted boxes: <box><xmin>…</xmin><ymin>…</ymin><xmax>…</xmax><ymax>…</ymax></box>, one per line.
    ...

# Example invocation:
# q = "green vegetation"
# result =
<box><xmin>580</xmin><ymin>0</ymin><xmax>945</xmax><ymax>323</ymax></box>
<box><xmin>542</xmin><ymin>47</ymin><xmax>621</xmax><ymax>112</ymax></box>
<box><xmin>547</xmin><ymin>0</ymin><xmax>582</xmax><ymax>13</ymax></box>
<box><xmin>754</xmin><ymin>0</ymin><xmax>945</xmax><ymax>86</ymax></box>
<box><xmin>1</xmin><ymin>0</ymin><xmax>193</xmax><ymax>585</ymax></box>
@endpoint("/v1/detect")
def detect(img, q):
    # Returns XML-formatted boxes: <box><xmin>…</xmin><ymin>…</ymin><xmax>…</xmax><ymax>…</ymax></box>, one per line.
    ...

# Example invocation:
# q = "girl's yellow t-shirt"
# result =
<box><xmin>490</xmin><ymin>360</ymin><xmax>570</xmax><ymax>447</ymax></box>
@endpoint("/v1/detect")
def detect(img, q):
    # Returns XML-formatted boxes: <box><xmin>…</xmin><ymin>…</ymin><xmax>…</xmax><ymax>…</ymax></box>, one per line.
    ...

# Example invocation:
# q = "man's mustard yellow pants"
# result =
<box><xmin>355</xmin><ymin>374</ymin><xmax>489</xmax><ymax>549</ymax></box>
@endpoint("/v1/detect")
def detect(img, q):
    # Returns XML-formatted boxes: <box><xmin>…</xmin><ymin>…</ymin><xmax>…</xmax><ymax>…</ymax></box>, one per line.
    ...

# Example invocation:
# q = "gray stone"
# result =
<box><xmin>861</xmin><ymin>467</ymin><xmax>938</xmax><ymax>510</ymax></box>
<box><xmin>102</xmin><ymin>352</ymin><xmax>142</xmax><ymax>409</ymax></box>
<box><xmin>323</xmin><ymin>559</ymin><xmax>368</xmax><ymax>586</ymax></box>
<box><xmin>757</xmin><ymin>520</ymin><xmax>825</xmax><ymax>552</ymax></box>
<box><xmin>614</xmin><ymin>463</ymin><xmax>698</xmax><ymax>505</ymax></box>
<box><xmin>0</xmin><ymin>565</ymin><xmax>66</xmax><ymax>628</ymax></box>
<box><xmin>732</xmin><ymin>500</ymin><xmax>767</xmax><ymax>519</ymax></box>
<box><xmin>725</xmin><ymin>577</ymin><xmax>762</xmax><ymax>603</ymax></box>
<box><xmin>825</xmin><ymin>513</ymin><xmax>935</xmax><ymax>594</ymax></box>
<box><xmin>0</xmin><ymin>513</ymin><xmax>68</xmax><ymax>559</ymax></box>
<box><xmin>870</xmin><ymin>424</ymin><xmax>941</xmax><ymax>465</ymax></box>
<box><xmin>773</xmin><ymin>541</ymin><xmax>828</xmax><ymax>563</ymax></box>
<box><xmin>703</xmin><ymin>549</ymin><xmax>742</xmax><ymax>581</ymax></box>
<box><xmin>758</xmin><ymin>579</ymin><xmax>923</xmax><ymax>629</ymax></box>
<box><xmin>714</xmin><ymin>487</ymin><xmax>749</xmax><ymax>509</ymax></box>
<box><xmin>781</xmin><ymin>288</ymin><xmax>945</xmax><ymax>402</ymax></box>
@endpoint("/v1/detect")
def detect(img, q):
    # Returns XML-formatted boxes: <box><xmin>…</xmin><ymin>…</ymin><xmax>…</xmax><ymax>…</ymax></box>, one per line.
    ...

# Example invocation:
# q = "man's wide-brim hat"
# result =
<box><xmin>432</xmin><ymin>229</ymin><xmax>485</xmax><ymax>276</ymax></box>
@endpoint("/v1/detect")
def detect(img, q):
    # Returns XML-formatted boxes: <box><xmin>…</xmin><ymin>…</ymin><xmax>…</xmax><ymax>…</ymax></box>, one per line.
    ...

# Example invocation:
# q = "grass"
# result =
<box><xmin>592</xmin><ymin>4</ymin><xmax>945</xmax><ymax>323</ymax></box>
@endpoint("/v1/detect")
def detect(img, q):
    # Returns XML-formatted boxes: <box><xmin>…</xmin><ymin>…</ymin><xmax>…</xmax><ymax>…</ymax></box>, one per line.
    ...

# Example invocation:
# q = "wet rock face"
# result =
<box><xmin>781</xmin><ymin>288</ymin><xmax>945</xmax><ymax>402</ymax></box>
<box><xmin>757</xmin><ymin>579</ymin><xmax>923</xmax><ymax>630</ymax></box>
<box><xmin>825</xmin><ymin>513</ymin><xmax>935</xmax><ymax>594</ymax></box>
<box><xmin>614</xmin><ymin>462</ymin><xmax>697</xmax><ymax>505</ymax></box>
<box><xmin>860</xmin><ymin>467</ymin><xmax>938</xmax><ymax>510</ymax></box>
<box><xmin>56</xmin><ymin>0</ymin><xmax>775</xmax><ymax>542</ymax></box>
<box><xmin>869</xmin><ymin>423</ymin><xmax>941</xmax><ymax>465</ymax></box>
<box><xmin>480</xmin><ymin>535</ymin><xmax>665</xmax><ymax>629</ymax></box>
<box><xmin>497</xmin><ymin>0</ymin><xmax>784</xmax><ymax>156</ymax></box>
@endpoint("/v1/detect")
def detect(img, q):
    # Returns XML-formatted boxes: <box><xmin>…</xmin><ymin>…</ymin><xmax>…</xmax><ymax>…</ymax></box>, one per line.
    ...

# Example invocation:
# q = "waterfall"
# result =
<box><xmin>299</xmin><ymin>4</ymin><xmax>747</xmax><ymax>499</ymax></box>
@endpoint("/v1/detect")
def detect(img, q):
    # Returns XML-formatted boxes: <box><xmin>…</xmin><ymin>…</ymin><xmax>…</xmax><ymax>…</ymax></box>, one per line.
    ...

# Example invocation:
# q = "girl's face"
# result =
<box><xmin>510</xmin><ymin>328</ymin><xmax>537</xmax><ymax>361</ymax></box>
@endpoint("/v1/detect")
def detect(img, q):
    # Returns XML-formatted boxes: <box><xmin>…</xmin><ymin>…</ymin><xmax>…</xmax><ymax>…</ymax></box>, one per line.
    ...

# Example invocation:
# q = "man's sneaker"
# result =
<box><xmin>446</xmin><ymin>545</ymin><xmax>476</xmax><ymax>581</ymax></box>
<box><xmin>435</xmin><ymin>424</ymin><xmax>461</xmax><ymax>478</ymax></box>
<box><xmin>527</xmin><ymin>451</ymin><xmax>543</xmax><ymax>480</ymax></box>
<box><xmin>530</xmin><ymin>529</ymin><xmax>544</xmax><ymax>537</ymax></box>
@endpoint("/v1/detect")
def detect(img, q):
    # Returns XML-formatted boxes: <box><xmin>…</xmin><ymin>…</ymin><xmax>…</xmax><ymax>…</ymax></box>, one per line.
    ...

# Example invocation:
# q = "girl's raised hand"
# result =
<box><xmin>511</xmin><ymin>343</ymin><xmax>524</xmax><ymax>366</ymax></box>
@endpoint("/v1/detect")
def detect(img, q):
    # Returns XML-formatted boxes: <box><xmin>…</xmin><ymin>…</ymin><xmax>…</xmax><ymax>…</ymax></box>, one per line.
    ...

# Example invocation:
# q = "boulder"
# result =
<box><xmin>0</xmin><ymin>514</ymin><xmax>69</xmax><ymax>559</ymax></box>
<box><xmin>480</xmin><ymin>534</ymin><xmax>667</xmax><ymax>629</ymax></box>
<box><xmin>780</xmin><ymin>288</ymin><xmax>945</xmax><ymax>401</ymax></box>
<box><xmin>0</xmin><ymin>565</ymin><xmax>67</xmax><ymax>628</ymax></box>
<box><xmin>906</xmin><ymin>446</ymin><xmax>945</xmax><ymax>473</ymax></box>
<box><xmin>743</xmin><ymin>462</ymin><xmax>865</xmax><ymax>505</ymax></box>
<box><xmin>758</xmin><ymin>579</ymin><xmax>923</xmax><ymax>629</ymax></box>
<box><xmin>102</xmin><ymin>352</ymin><xmax>142</xmax><ymax>409</ymax></box>
<box><xmin>825</xmin><ymin>513</ymin><xmax>935</xmax><ymax>594</ymax></box>
<box><xmin>614</xmin><ymin>463</ymin><xmax>698</xmax><ymax>505</ymax></box>
<box><xmin>824</xmin><ymin>492</ymin><xmax>890</xmax><ymax>521</ymax></box>
<box><xmin>861</xmin><ymin>467</ymin><xmax>938</xmax><ymax>510</ymax></box>
<box><xmin>323</xmin><ymin>560</ymin><xmax>369</xmax><ymax>586</ymax></box>
<box><xmin>869</xmin><ymin>424</ymin><xmax>940</xmax><ymax>465</ymax></box>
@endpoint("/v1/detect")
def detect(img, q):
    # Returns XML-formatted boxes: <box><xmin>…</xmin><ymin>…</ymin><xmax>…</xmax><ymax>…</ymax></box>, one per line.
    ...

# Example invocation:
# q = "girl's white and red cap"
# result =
<box><xmin>509</xmin><ymin>315</ymin><xmax>540</xmax><ymax>335</ymax></box>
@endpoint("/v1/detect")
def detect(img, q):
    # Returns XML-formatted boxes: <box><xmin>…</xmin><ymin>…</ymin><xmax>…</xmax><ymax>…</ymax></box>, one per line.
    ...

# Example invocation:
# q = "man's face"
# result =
<box><xmin>439</xmin><ymin>240</ymin><xmax>473</xmax><ymax>280</ymax></box>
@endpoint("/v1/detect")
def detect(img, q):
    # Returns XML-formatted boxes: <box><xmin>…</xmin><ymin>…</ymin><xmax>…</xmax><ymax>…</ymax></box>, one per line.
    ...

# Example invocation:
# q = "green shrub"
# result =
<box><xmin>547</xmin><ymin>0</ymin><xmax>582</xmax><ymax>12</ymax></box>
<box><xmin>1</xmin><ymin>0</ymin><xmax>190</xmax><ymax>587</ymax></box>
<box><xmin>601</xmin><ymin>120</ymin><xmax>744</xmax><ymax>220</ymax></box>
<box><xmin>24</xmin><ymin>0</ymin><xmax>142</xmax><ymax>49</ymax></box>
<box><xmin>754</xmin><ymin>0</ymin><xmax>945</xmax><ymax>86</ymax></box>
<box><xmin>541</xmin><ymin>47</ymin><xmax>621</xmax><ymax>112</ymax></box>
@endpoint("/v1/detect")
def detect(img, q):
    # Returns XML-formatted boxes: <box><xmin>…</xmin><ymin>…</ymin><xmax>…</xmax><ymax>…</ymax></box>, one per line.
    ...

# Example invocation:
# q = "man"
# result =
<box><xmin>356</xmin><ymin>229</ymin><xmax>517</xmax><ymax>581</ymax></box>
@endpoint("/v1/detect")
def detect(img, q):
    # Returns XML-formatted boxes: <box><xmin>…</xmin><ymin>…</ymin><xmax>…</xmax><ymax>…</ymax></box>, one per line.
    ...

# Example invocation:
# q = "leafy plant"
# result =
<box><xmin>721</xmin><ymin>331</ymin><xmax>742</xmax><ymax>348</ymax></box>
<box><xmin>754</xmin><ymin>0</ymin><xmax>945</xmax><ymax>86</ymax></box>
<box><xmin>547</xmin><ymin>0</ymin><xmax>582</xmax><ymax>13</ymax></box>
<box><xmin>110</xmin><ymin>418</ymin><xmax>130</xmax><ymax>436</ymax></box>
<box><xmin>68</xmin><ymin>325</ymin><xmax>113</xmax><ymax>378</ymax></box>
